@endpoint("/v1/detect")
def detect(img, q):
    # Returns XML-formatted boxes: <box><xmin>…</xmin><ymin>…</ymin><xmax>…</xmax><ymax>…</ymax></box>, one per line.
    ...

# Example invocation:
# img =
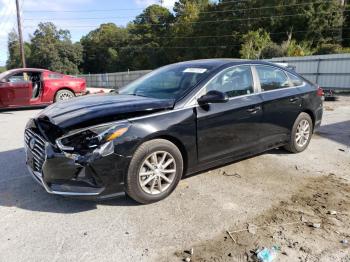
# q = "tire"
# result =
<box><xmin>126</xmin><ymin>139</ymin><xmax>183</xmax><ymax>204</ymax></box>
<box><xmin>284</xmin><ymin>112</ymin><xmax>313</xmax><ymax>153</ymax></box>
<box><xmin>54</xmin><ymin>89</ymin><xmax>75</xmax><ymax>102</ymax></box>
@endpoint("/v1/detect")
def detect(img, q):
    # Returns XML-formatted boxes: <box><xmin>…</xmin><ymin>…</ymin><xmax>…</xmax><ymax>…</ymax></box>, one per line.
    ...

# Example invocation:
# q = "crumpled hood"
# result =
<box><xmin>37</xmin><ymin>93</ymin><xmax>175</xmax><ymax>130</ymax></box>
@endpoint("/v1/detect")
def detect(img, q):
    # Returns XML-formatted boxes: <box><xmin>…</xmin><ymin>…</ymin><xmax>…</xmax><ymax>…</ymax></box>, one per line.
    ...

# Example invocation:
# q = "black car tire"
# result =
<box><xmin>284</xmin><ymin>112</ymin><xmax>313</xmax><ymax>153</ymax></box>
<box><xmin>54</xmin><ymin>89</ymin><xmax>75</xmax><ymax>102</ymax></box>
<box><xmin>125</xmin><ymin>139</ymin><xmax>183</xmax><ymax>204</ymax></box>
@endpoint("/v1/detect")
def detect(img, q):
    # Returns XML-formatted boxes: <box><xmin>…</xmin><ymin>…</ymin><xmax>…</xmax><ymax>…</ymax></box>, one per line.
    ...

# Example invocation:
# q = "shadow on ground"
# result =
<box><xmin>1</xmin><ymin>120</ymin><xmax>348</xmax><ymax>214</ymax></box>
<box><xmin>316</xmin><ymin>120</ymin><xmax>350</xmax><ymax>147</ymax></box>
<box><xmin>0</xmin><ymin>148</ymin><xmax>137</xmax><ymax>214</ymax></box>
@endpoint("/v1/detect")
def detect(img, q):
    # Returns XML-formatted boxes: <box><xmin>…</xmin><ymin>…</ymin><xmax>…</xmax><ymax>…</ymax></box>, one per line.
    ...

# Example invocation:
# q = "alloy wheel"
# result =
<box><xmin>58</xmin><ymin>91</ymin><xmax>73</xmax><ymax>101</ymax></box>
<box><xmin>295</xmin><ymin>119</ymin><xmax>310</xmax><ymax>147</ymax></box>
<box><xmin>138</xmin><ymin>151</ymin><xmax>176</xmax><ymax>195</ymax></box>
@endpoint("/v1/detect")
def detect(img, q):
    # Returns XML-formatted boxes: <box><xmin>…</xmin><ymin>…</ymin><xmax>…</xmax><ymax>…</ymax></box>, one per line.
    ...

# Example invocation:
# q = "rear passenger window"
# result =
<box><xmin>287</xmin><ymin>72</ymin><xmax>304</xmax><ymax>86</ymax></box>
<box><xmin>48</xmin><ymin>74</ymin><xmax>63</xmax><ymax>79</ymax></box>
<box><xmin>206</xmin><ymin>65</ymin><xmax>254</xmax><ymax>98</ymax></box>
<box><xmin>256</xmin><ymin>66</ymin><xmax>291</xmax><ymax>91</ymax></box>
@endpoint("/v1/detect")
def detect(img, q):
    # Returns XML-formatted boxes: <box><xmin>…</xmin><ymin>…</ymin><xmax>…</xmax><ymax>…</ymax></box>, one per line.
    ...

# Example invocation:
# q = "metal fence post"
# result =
<box><xmin>316</xmin><ymin>59</ymin><xmax>321</xmax><ymax>84</ymax></box>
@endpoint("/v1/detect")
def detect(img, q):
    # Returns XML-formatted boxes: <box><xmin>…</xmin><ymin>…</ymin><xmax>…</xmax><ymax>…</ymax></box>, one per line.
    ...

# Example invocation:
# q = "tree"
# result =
<box><xmin>343</xmin><ymin>2</ymin><xmax>350</xmax><ymax>47</ymax></box>
<box><xmin>261</xmin><ymin>43</ymin><xmax>285</xmax><ymax>59</ymax></box>
<box><xmin>281</xmin><ymin>39</ymin><xmax>313</xmax><ymax>57</ymax></box>
<box><xmin>240</xmin><ymin>29</ymin><xmax>272</xmax><ymax>59</ymax></box>
<box><xmin>126</xmin><ymin>5</ymin><xmax>175</xmax><ymax>70</ymax></box>
<box><xmin>242</xmin><ymin>0</ymin><xmax>344</xmax><ymax>46</ymax></box>
<box><xmin>314</xmin><ymin>43</ymin><xmax>343</xmax><ymax>55</ymax></box>
<box><xmin>29</xmin><ymin>22</ymin><xmax>82</xmax><ymax>74</ymax></box>
<box><xmin>171</xmin><ymin>0</ymin><xmax>210</xmax><ymax>61</ymax></box>
<box><xmin>80</xmin><ymin>23</ymin><xmax>129</xmax><ymax>73</ymax></box>
<box><xmin>6</xmin><ymin>30</ymin><xmax>31</xmax><ymax>69</ymax></box>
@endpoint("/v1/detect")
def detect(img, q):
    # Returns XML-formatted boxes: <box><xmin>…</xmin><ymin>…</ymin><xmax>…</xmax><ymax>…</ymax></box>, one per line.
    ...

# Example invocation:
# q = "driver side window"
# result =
<box><xmin>206</xmin><ymin>66</ymin><xmax>254</xmax><ymax>98</ymax></box>
<box><xmin>7</xmin><ymin>73</ymin><xmax>28</xmax><ymax>83</ymax></box>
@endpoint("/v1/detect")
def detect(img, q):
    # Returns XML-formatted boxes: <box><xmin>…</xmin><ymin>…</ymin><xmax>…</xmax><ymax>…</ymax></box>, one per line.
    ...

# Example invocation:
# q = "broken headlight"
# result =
<box><xmin>56</xmin><ymin>122</ymin><xmax>130</xmax><ymax>155</ymax></box>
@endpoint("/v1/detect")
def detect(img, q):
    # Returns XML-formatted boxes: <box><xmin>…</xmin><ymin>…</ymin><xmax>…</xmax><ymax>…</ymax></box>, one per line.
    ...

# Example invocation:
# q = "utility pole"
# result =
<box><xmin>15</xmin><ymin>0</ymin><xmax>26</xmax><ymax>68</ymax></box>
<box><xmin>159</xmin><ymin>0</ymin><xmax>164</xmax><ymax>6</ymax></box>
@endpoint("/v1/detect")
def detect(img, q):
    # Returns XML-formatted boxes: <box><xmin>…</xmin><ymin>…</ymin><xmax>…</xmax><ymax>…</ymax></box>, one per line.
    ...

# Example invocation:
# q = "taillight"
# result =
<box><xmin>317</xmin><ymin>86</ymin><xmax>324</xmax><ymax>97</ymax></box>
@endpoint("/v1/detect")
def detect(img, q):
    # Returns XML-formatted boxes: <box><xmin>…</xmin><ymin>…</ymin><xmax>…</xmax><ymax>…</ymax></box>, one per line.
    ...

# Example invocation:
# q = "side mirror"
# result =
<box><xmin>197</xmin><ymin>90</ymin><xmax>229</xmax><ymax>105</ymax></box>
<box><xmin>0</xmin><ymin>79</ymin><xmax>6</xmax><ymax>84</ymax></box>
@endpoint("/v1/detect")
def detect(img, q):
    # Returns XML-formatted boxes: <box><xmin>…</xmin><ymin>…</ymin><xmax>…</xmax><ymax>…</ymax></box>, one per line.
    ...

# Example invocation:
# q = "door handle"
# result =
<box><xmin>289</xmin><ymin>97</ymin><xmax>299</xmax><ymax>103</ymax></box>
<box><xmin>246</xmin><ymin>106</ymin><xmax>261</xmax><ymax>113</ymax></box>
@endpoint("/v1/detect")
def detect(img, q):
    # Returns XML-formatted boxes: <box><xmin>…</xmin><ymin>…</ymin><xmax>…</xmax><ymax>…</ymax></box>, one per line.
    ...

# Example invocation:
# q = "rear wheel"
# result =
<box><xmin>54</xmin><ymin>89</ymin><xmax>75</xmax><ymax>102</ymax></box>
<box><xmin>284</xmin><ymin>112</ymin><xmax>313</xmax><ymax>153</ymax></box>
<box><xmin>126</xmin><ymin>139</ymin><xmax>183</xmax><ymax>204</ymax></box>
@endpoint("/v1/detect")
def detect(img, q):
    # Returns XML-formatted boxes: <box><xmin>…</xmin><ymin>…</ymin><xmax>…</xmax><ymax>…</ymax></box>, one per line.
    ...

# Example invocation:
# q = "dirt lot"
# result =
<box><xmin>0</xmin><ymin>96</ymin><xmax>349</xmax><ymax>262</ymax></box>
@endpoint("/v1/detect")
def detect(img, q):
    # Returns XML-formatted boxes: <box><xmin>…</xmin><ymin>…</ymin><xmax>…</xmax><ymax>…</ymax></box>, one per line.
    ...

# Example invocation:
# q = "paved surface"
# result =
<box><xmin>0</xmin><ymin>97</ymin><xmax>349</xmax><ymax>261</ymax></box>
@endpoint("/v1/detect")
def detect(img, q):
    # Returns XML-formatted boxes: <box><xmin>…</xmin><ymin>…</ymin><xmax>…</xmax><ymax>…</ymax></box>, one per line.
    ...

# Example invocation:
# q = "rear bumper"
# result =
<box><xmin>314</xmin><ymin>102</ymin><xmax>323</xmax><ymax>130</ymax></box>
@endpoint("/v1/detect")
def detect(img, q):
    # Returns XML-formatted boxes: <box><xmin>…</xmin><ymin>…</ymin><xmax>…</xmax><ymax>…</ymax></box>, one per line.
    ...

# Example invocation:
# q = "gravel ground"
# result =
<box><xmin>0</xmin><ymin>96</ymin><xmax>349</xmax><ymax>262</ymax></box>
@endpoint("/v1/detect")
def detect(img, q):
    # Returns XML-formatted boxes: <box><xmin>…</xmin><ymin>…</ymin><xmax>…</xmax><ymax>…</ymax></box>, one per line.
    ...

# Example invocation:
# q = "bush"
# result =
<box><xmin>261</xmin><ymin>43</ymin><xmax>285</xmax><ymax>58</ymax></box>
<box><xmin>314</xmin><ymin>43</ymin><xmax>342</xmax><ymax>55</ymax></box>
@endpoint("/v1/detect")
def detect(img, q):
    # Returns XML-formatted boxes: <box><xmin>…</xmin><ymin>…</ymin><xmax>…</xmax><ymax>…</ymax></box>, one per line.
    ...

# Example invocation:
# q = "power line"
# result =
<box><xmin>22</xmin><ymin>1</ymin><xmax>335</xmax><ymax>19</ymax></box>
<box><xmin>23</xmin><ymin>10</ymin><xmax>348</xmax><ymax>29</ymax></box>
<box><xmin>68</xmin><ymin>36</ymin><xmax>350</xmax><ymax>50</ymax></box>
<box><xmin>21</xmin><ymin>2</ymin><xmax>247</xmax><ymax>13</ymax></box>
<box><xmin>23</xmin><ymin>7</ymin><xmax>145</xmax><ymax>13</ymax></box>
<box><xmin>0</xmin><ymin>0</ymin><xmax>15</xmax><ymax>31</ymax></box>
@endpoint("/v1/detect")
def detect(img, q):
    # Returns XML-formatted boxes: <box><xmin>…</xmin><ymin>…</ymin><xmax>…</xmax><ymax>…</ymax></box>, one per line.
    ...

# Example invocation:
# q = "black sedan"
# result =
<box><xmin>24</xmin><ymin>59</ymin><xmax>323</xmax><ymax>204</ymax></box>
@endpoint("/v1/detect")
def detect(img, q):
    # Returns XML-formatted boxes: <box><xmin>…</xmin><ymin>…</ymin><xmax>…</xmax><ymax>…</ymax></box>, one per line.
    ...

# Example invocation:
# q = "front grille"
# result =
<box><xmin>25</xmin><ymin>129</ymin><xmax>46</xmax><ymax>172</ymax></box>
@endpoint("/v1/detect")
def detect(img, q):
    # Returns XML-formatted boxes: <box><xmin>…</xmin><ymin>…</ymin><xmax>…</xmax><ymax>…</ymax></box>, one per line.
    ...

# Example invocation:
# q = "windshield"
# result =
<box><xmin>119</xmin><ymin>63</ymin><xmax>214</xmax><ymax>99</ymax></box>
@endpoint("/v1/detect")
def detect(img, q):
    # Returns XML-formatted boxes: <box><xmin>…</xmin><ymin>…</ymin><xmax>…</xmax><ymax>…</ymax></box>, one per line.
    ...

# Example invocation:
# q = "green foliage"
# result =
<box><xmin>126</xmin><ymin>5</ymin><xmax>175</xmax><ymax>70</ymax></box>
<box><xmin>6</xmin><ymin>1</ymin><xmax>349</xmax><ymax>73</ymax></box>
<box><xmin>282</xmin><ymin>39</ymin><xmax>314</xmax><ymax>57</ymax></box>
<box><xmin>6</xmin><ymin>30</ymin><xmax>31</xmax><ymax>69</ymax></box>
<box><xmin>81</xmin><ymin>23</ymin><xmax>128</xmax><ymax>73</ymax></box>
<box><xmin>0</xmin><ymin>66</ymin><xmax>6</xmax><ymax>73</ymax></box>
<box><xmin>261</xmin><ymin>43</ymin><xmax>285</xmax><ymax>59</ymax></box>
<box><xmin>314</xmin><ymin>43</ymin><xmax>343</xmax><ymax>55</ymax></box>
<box><xmin>29</xmin><ymin>22</ymin><xmax>82</xmax><ymax>74</ymax></box>
<box><xmin>240</xmin><ymin>29</ymin><xmax>272</xmax><ymax>59</ymax></box>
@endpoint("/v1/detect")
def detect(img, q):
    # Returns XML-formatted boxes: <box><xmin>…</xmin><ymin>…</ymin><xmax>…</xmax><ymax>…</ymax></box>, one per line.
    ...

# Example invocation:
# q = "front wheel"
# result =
<box><xmin>54</xmin><ymin>89</ymin><xmax>75</xmax><ymax>102</ymax></box>
<box><xmin>126</xmin><ymin>139</ymin><xmax>183</xmax><ymax>204</ymax></box>
<box><xmin>284</xmin><ymin>112</ymin><xmax>313</xmax><ymax>153</ymax></box>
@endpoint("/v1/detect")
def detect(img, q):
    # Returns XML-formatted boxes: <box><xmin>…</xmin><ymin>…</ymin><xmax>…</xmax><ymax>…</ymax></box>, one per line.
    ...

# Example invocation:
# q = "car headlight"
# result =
<box><xmin>56</xmin><ymin>122</ymin><xmax>130</xmax><ymax>154</ymax></box>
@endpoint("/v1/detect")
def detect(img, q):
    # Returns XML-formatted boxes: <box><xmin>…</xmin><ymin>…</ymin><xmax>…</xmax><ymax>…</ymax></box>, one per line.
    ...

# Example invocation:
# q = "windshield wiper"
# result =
<box><xmin>127</xmin><ymin>92</ymin><xmax>150</xmax><ymax>98</ymax></box>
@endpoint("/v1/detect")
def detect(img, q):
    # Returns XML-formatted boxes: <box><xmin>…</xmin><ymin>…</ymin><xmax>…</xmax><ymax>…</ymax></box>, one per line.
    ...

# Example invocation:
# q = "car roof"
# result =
<box><xmin>8</xmin><ymin>68</ymin><xmax>50</xmax><ymax>73</ymax></box>
<box><xmin>171</xmin><ymin>59</ymin><xmax>287</xmax><ymax>70</ymax></box>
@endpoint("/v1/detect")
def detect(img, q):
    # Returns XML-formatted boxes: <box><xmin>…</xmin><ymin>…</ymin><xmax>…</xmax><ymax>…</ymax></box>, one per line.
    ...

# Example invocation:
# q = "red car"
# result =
<box><xmin>0</xmin><ymin>68</ymin><xmax>86</xmax><ymax>109</ymax></box>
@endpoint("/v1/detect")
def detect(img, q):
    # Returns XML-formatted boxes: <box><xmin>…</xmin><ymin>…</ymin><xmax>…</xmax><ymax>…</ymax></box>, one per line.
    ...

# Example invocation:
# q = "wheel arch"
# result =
<box><xmin>302</xmin><ymin>109</ymin><xmax>315</xmax><ymax>129</ymax></box>
<box><xmin>151</xmin><ymin>135</ymin><xmax>188</xmax><ymax>175</ymax></box>
<box><xmin>131</xmin><ymin>133</ymin><xmax>188</xmax><ymax>176</ymax></box>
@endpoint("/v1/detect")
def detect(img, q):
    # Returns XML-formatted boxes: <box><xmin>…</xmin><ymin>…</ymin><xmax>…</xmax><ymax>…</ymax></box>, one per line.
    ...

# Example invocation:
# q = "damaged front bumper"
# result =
<box><xmin>27</xmin><ymin>166</ymin><xmax>104</xmax><ymax>196</ymax></box>
<box><xmin>24</xmin><ymin>126</ymin><xmax>130</xmax><ymax>199</ymax></box>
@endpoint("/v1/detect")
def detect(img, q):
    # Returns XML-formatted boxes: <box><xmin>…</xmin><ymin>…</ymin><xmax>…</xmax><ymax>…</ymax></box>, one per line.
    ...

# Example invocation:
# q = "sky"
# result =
<box><xmin>0</xmin><ymin>0</ymin><xmax>177</xmax><ymax>66</ymax></box>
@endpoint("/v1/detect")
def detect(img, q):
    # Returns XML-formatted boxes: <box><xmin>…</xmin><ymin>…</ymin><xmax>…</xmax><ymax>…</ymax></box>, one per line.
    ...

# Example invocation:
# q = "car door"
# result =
<box><xmin>1</xmin><ymin>72</ymin><xmax>32</xmax><ymax>107</ymax></box>
<box><xmin>253</xmin><ymin>65</ymin><xmax>302</xmax><ymax>145</ymax></box>
<box><xmin>196</xmin><ymin>65</ymin><xmax>263</xmax><ymax>163</ymax></box>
